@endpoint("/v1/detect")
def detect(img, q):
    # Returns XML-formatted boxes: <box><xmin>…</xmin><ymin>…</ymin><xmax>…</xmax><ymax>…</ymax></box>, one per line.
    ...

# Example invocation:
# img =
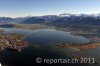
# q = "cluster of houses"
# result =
<box><xmin>0</xmin><ymin>33</ymin><xmax>28</xmax><ymax>51</ymax></box>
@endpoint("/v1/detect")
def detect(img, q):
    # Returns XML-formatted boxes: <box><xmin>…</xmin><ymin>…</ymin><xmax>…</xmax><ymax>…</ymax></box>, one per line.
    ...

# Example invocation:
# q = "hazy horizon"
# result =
<box><xmin>0</xmin><ymin>0</ymin><xmax>100</xmax><ymax>18</ymax></box>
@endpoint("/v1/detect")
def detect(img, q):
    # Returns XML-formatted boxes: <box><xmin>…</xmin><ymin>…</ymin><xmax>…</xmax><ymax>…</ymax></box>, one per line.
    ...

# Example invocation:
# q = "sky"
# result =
<box><xmin>0</xmin><ymin>0</ymin><xmax>100</xmax><ymax>17</ymax></box>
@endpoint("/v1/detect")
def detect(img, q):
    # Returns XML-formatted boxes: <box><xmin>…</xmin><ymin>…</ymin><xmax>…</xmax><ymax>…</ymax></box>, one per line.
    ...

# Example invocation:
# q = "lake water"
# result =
<box><xmin>2</xmin><ymin>28</ymin><xmax>90</xmax><ymax>45</ymax></box>
<box><xmin>0</xmin><ymin>28</ymin><xmax>92</xmax><ymax>66</ymax></box>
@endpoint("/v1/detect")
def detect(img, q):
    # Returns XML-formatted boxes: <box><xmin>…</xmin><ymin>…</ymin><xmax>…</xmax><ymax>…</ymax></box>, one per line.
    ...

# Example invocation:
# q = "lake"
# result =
<box><xmin>2</xmin><ymin>28</ymin><xmax>90</xmax><ymax>45</ymax></box>
<box><xmin>0</xmin><ymin>28</ymin><xmax>91</xmax><ymax>66</ymax></box>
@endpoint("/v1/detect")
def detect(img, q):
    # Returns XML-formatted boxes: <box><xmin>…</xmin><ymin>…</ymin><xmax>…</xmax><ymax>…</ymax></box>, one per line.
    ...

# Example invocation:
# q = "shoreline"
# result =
<box><xmin>0</xmin><ymin>24</ymin><xmax>100</xmax><ymax>52</ymax></box>
<box><xmin>54</xmin><ymin>42</ymin><xmax>100</xmax><ymax>51</ymax></box>
<box><xmin>0</xmin><ymin>30</ymin><xmax>29</xmax><ymax>52</ymax></box>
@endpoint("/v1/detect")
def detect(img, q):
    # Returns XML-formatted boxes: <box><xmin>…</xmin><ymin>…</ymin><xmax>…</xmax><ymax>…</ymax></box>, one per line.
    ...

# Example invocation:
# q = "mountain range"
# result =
<box><xmin>0</xmin><ymin>13</ymin><xmax>100</xmax><ymax>27</ymax></box>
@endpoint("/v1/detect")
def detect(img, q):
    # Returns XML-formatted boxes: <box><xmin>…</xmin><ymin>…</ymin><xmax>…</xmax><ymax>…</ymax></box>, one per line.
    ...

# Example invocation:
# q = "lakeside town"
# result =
<box><xmin>0</xmin><ymin>29</ymin><xmax>29</xmax><ymax>52</ymax></box>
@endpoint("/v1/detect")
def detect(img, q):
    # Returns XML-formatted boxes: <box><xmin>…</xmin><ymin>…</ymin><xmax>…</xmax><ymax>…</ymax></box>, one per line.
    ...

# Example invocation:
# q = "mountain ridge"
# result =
<box><xmin>1</xmin><ymin>13</ymin><xmax>100</xmax><ymax>27</ymax></box>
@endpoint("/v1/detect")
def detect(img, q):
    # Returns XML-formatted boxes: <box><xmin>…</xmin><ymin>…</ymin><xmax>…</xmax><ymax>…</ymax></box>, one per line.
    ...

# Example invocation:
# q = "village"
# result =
<box><xmin>0</xmin><ymin>30</ymin><xmax>29</xmax><ymax>52</ymax></box>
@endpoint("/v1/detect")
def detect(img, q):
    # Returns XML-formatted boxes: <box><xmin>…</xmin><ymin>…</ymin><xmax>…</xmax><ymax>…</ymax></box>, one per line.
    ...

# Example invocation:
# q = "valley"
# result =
<box><xmin>0</xmin><ymin>14</ymin><xmax>100</xmax><ymax>66</ymax></box>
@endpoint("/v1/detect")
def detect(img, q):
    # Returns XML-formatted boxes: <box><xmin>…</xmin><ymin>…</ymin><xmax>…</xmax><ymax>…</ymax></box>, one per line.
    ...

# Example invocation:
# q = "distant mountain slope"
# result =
<box><xmin>14</xmin><ymin>17</ymin><xmax>28</xmax><ymax>23</ymax></box>
<box><xmin>0</xmin><ymin>17</ymin><xmax>28</xmax><ymax>23</ymax></box>
<box><xmin>48</xmin><ymin>15</ymin><xmax>100</xmax><ymax>27</ymax></box>
<box><xmin>21</xmin><ymin>13</ymin><xmax>100</xmax><ymax>26</ymax></box>
<box><xmin>1</xmin><ymin>13</ymin><xmax>100</xmax><ymax>27</ymax></box>
<box><xmin>22</xmin><ymin>17</ymin><xmax>48</xmax><ymax>24</ymax></box>
<box><xmin>40</xmin><ymin>15</ymin><xmax>61</xmax><ymax>21</ymax></box>
<box><xmin>0</xmin><ymin>17</ymin><xmax>15</xmax><ymax>23</ymax></box>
